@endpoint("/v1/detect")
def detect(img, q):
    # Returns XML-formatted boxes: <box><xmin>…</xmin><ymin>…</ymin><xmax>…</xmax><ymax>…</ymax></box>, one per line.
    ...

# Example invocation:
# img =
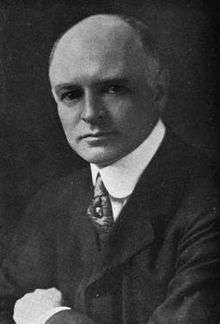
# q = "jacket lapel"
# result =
<box><xmin>86</xmin><ymin>166</ymin><xmax>156</xmax><ymax>288</ymax></box>
<box><xmin>86</xmin><ymin>129</ymin><xmax>189</xmax><ymax>286</ymax></box>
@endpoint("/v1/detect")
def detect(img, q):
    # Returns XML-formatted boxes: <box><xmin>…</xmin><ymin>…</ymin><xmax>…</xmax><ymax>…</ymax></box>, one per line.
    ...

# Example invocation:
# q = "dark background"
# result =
<box><xmin>0</xmin><ymin>0</ymin><xmax>218</xmax><ymax>253</ymax></box>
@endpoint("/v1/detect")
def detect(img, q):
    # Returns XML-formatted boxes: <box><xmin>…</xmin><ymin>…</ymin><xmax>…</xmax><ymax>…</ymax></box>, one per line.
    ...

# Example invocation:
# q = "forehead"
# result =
<box><xmin>49</xmin><ymin>17</ymin><xmax>146</xmax><ymax>87</ymax></box>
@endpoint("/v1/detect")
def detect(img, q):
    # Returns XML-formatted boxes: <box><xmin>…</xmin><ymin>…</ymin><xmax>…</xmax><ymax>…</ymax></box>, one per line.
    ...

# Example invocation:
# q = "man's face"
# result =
<box><xmin>50</xmin><ymin>18</ymin><xmax>159</xmax><ymax>167</ymax></box>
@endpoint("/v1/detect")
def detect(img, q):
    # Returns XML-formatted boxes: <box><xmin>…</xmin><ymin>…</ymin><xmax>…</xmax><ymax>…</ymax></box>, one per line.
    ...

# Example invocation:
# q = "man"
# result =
<box><xmin>0</xmin><ymin>14</ymin><xmax>219</xmax><ymax>324</ymax></box>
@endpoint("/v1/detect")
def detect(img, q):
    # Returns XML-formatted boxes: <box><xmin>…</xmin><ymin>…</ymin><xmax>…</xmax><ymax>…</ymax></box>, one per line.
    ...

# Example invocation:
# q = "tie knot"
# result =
<box><xmin>94</xmin><ymin>173</ymin><xmax>107</xmax><ymax>198</ymax></box>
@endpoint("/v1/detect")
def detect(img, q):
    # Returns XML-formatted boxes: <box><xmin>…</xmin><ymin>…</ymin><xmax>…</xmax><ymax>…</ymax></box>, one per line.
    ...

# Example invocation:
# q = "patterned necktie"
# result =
<box><xmin>87</xmin><ymin>173</ymin><xmax>114</xmax><ymax>245</ymax></box>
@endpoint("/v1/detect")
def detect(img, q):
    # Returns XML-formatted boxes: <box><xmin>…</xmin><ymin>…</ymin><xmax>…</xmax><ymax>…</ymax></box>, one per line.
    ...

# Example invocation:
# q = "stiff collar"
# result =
<box><xmin>90</xmin><ymin>119</ymin><xmax>166</xmax><ymax>199</ymax></box>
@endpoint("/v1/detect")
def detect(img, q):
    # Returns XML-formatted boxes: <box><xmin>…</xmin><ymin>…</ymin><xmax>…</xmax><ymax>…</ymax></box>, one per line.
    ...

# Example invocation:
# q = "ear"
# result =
<box><xmin>51</xmin><ymin>88</ymin><xmax>59</xmax><ymax>104</ymax></box>
<box><xmin>153</xmin><ymin>68</ymin><xmax>169</xmax><ymax>113</ymax></box>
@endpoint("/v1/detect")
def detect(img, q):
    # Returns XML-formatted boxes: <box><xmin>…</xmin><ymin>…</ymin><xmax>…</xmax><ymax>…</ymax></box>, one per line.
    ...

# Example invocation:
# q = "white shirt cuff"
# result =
<box><xmin>36</xmin><ymin>306</ymin><xmax>71</xmax><ymax>324</ymax></box>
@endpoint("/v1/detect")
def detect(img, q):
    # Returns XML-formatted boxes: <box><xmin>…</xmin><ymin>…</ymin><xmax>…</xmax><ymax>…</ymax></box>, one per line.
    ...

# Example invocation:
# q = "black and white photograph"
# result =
<box><xmin>0</xmin><ymin>1</ymin><xmax>219</xmax><ymax>323</ymax></box>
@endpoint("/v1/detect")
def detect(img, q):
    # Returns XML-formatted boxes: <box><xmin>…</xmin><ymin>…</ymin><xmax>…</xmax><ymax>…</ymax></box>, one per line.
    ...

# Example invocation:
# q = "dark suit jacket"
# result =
<box><xmin>0</xmin><ymin>129</ymin><xmax>219</xmax><ymax>324</ymax></box>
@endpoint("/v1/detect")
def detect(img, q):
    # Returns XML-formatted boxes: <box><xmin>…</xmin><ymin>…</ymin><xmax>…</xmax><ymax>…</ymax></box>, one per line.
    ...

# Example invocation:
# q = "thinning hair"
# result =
<box><xmin>49</xmin><ymin>14</ymin><xmax>161</xmax><ymax>90</ymax></box>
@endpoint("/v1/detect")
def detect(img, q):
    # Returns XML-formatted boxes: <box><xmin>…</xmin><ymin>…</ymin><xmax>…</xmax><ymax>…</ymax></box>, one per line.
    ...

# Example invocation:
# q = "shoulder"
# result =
<box><xmin>167</xmin><ymin>131</ymin><xmax>219</xmax><ymax>233</ymax></box>
<box><xmin>155</xmin><ymin>127</ymin><xmax>219</xmax><ymax>229</ymax></box>
<box><xmin>163</xmin><ymin>127</ymin><xmax>218</xmax><ymax>189</ymax></box>
<box><xmin>14</xmin><ymin>165</ymin><xmax>91</xmax><ymax>232</ymax></box>
<box><xmin>7</xmin><ymin>166</ymin><xmax>91</xmax><ymax>257</ymax></box>
<box><xmin>28</xmin><ymin>165</ymin><xmax>91</xmax><ymax>207</ymax></box>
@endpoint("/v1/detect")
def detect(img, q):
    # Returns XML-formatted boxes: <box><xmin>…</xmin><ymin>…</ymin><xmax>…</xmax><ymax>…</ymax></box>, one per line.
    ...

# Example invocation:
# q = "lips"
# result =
<box><xmin>80</xmin><ymin>131</ymin><xmax>115</xmax><ymax>139</ymax></box>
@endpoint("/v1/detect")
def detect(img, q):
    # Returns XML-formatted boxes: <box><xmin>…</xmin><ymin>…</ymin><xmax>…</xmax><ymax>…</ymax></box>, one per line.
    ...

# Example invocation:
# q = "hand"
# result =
<box><xmin>13</xmin><ymin>287</ymin><xmax>63</xmax><ymax>324</ymax></box>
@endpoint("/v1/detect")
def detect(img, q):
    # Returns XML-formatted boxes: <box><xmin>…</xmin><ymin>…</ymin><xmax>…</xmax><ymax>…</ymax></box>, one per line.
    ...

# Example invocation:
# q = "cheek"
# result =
<box><xmin>113</xmin><ymin>104</ymin><xmax>153</xmax><ymax>138</ymax></box>
<box><xmin>107</xmin><ymin>98</ymin><xmax>134</xmax><ymax>123</ymax></box>
<box><xmin>57</xmin><ymin>105</ymin><xmax>79</xmax><ymax>128</ymax></box>
<box><xmin>111</xmin><ymin>102</ymin><xmax>141</xmax><ymax>131</ymax></box>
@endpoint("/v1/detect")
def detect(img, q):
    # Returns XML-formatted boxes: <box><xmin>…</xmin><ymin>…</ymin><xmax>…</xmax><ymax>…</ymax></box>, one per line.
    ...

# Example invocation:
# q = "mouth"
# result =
<box><xmin>79</xmin><ymin>131</ymin><xmax>116</xmax><ymax>144</ymax></box>
<box><xmin>80</xmin><ymin>131</ymin><xmax>115</xmax><ymax>139</ymax></box>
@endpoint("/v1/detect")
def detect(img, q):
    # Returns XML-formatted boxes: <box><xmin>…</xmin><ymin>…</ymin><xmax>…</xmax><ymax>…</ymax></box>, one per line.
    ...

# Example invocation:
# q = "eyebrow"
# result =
<box><xmin>54</xmin><ymin>77</ymin><xmax>130</xmax><ymax>94</ymax></box>
<box><xmin>54</xmin><ymin>84</ymin><xmax>80</xmax><ymax>94</ymax></box>
<box><xmin>98</xmin><ymin>77</ymin><xmax>129</xmax><ymax>86</ymax></box>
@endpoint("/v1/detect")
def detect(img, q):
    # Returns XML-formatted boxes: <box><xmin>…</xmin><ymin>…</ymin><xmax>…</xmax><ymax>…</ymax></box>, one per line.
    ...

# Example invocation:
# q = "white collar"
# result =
<box><xmin>90</xmin><ymin>119</ymin><xmax>166</xmax><ymax>199</ymax></box>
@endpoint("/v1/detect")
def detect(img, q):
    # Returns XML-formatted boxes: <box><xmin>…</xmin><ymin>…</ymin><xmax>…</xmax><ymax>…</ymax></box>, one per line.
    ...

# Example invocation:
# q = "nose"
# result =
<box><xmin>81</xmin><ymin>90</ymin><xmax>104</xmax><ymax>124</ymax></box>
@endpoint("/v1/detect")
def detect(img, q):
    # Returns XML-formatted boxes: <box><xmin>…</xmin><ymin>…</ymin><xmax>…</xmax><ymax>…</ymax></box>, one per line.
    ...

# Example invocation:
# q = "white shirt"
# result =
<box><xmin>33</xmin><ymin>119</ymin><xmax>166</xmax><ymax>323</ymax></box>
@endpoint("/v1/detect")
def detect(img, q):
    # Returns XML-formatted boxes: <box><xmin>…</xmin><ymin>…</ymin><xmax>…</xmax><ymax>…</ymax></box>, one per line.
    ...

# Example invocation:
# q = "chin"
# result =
<box><xmin>79</xmin><ymin>152</ymin><xmax>118</xmax><ymax>167</ymax></box>
<box><xmin>72</xmin><ymin>143</ymin><xmax>125</xmax><ymax>167</ymax></box>
<box><xmin>84</xmin><ymin>157</ymin><xmax>113</xmax><ymax>167</ymax></box>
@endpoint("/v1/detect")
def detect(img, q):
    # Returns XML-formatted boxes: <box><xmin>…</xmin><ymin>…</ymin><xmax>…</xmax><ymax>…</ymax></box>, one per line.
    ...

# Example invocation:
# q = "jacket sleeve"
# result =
<box><xmin>45</xmin><ymin>308</ymin><xmax>97</xmax><ymax>324</ymax></box>
<box><xmin>0</xmin><ymin>187</ymin><xmax>58</xmax><ymax>323</ymax></box>
<box><xmin>148</xmin><ymin>203</ymin><xmax>220</xmax><ymax>324</ymax></box>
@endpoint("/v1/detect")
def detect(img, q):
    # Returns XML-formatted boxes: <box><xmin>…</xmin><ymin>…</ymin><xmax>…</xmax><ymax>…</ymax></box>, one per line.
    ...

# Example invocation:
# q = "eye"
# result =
<box><xmin>104</xmin><ymin>84</ymin><xmax>127</xmax><ymax>95</ymax></box>
<box><xmin>60</xmin><ymin>88</ymin><xmax>83</xmax><ymax>102</ymax></box>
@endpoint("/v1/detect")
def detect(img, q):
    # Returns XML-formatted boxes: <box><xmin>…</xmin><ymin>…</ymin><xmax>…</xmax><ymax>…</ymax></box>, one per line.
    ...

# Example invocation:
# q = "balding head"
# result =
<box><xmin>49</xmin><ymin>14</ymin><xmax>160</xmax><ymax>90</ymax></box>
